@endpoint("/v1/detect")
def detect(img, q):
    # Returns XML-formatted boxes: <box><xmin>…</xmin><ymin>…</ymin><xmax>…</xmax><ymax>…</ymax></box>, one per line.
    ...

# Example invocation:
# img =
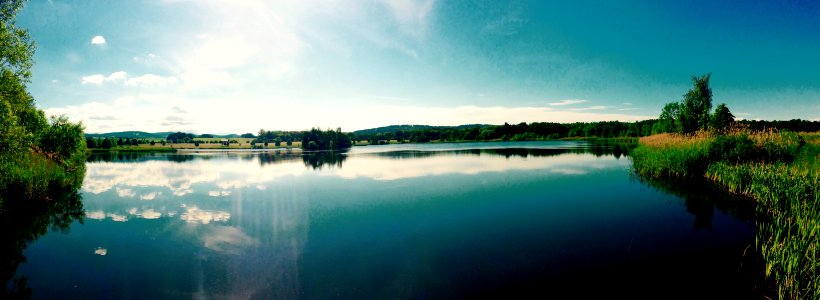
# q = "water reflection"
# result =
<box><xmin>82</xmin><ymin>143</ymin><xmax>632</xmax><ymax>206</ymax></box>
<box><xmin>633</xmin><ymin>175</ymin><xmax>765</xmax><ymax>294</ymax></box>
<box><xmin>14</xmin><ymin>141</ymin><xmax>761</xmax><ymax>298</ymax></box>
<box><xmin>635</xmin><ymin>175</ymin><xmax>757</xmax><ymax>228</ymax></box>
<box><xmin>0</xmin><ymin>181</ymin><xmax>84</xmax><ymax>298</ymax></box>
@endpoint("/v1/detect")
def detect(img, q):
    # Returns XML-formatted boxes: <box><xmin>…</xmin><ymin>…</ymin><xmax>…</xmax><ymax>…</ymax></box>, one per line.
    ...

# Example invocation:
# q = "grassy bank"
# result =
<box><xmin>0</xmin><ymin>152</ymin><xmax>86</xmax><ymax>211</ymax></box>
<box><xmin>631</xmin><ymin>130</ymin><xmax>819</xmax><ymax>299</ymax></box>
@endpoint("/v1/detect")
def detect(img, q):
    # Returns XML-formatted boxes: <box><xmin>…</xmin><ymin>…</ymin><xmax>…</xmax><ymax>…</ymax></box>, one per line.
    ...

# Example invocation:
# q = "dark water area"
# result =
<box><xmin>4</xmin><ymin>141</ymin><xmax>763</xmax><ymax>298</ymax></box>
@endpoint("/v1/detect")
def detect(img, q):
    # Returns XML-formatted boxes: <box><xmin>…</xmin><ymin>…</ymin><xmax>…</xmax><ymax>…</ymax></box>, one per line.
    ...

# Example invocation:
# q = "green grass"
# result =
<box><xmin>0</xmin><ymin>151</ymin><xmax>86</xmax><ymax>210</ymax></box>
<box><xmin>631</xmin><ymin>130</ymin><xmax>819</xmax><ymax>299</ymax></box>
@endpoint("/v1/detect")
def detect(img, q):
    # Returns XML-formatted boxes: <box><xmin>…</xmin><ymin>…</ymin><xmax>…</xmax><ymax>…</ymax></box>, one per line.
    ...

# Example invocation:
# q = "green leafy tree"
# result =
<box><xmin>710</xmin><ymin>103</ymin><xmax>734</xmax><ymax>131</ymax></box>
<box><xmin>1</xmin><ymin>0</ymin><xmax>84</xmax><ymax>169</ymax></box>
<box><xmin>38</xmin><ymin>115</ymin><xmax>85</xmax><ymax>164</ymax></box>
<box><xmin>654</xmin><ymin>102</ymin><xmax>681</xmax><ymax>134</ymax></box>
<box><xmin>0</xmin><ymin>0</ymin><xmax>35</xmax><ymax>81</ymax></box>
<box><xmin>678</xmin><ymin>74</ymin><xmax>713</xmax><ymax>133</ymax></box>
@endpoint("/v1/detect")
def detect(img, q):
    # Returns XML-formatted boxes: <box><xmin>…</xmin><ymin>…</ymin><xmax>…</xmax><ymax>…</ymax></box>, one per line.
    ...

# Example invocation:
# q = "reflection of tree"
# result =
<box><xmin>634</xmin><ymin>175</ymin><xmax>757</xmax><ymax>229</ymax></box>
<box><xmin>257</xmin><ymin>150</ymin><xmax>301</xmax><ymax>167</ymax></box>
<box><xmin>165</xmin><ymin>154</ymin><xmax>196</xmax><ymax>163</ymax></box>
<box><xmin>633</xmin><ymin>167</ymin><xmax>767</xmax><ymax>295</ymax></box>
<box><xmin>86</xmin><ymin>151</ymin><xmax>161</xmax><ymax>163</ymax></box>
<box><xmin>368</xmin><ymin>143</ymin><xmax>637</xmax><ymax>160</ymax></box>
<box><xmin>302</xmin><ymin>150</ymin><xmax>348</xmax><ymax>170</ymax></box>
<box><xmin>0</xmin><ymin>177</ymin><xmax>85</xmax><ymax>297</ymax></box>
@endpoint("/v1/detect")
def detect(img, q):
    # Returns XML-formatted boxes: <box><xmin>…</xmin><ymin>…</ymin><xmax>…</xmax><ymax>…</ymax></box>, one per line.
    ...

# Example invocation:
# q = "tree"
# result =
<box><xmin>678</xmin><ymin>74</ymin><xmax>713</xmax><ymax>133</ymax></box>
<box><xmin>166</xmin><ymin>132</ymin><xmax>194</xmax><ymax>143</ymax></box>
<box><xmin>1</xmin><ymin>0</ymin><xmax>84</xmax><ymax>171</ymax></box>
<box><xmin>654</xmin><ymin>102</ymin><xmax>681</xmax><ymax>133</ymax></box>
<box><xmin>0</xmin><ymin>0</ymin><xmax>36</xmax><ymax>81</ymax></box>
<box><xmin>710</xmin><ymin>103</ymin><xmax>734</xmax><ymax>132</ymax></box>
<box><xmin>38</xmin><ymin>115</ymin><xmax>85</xmax><ymax>164</ymax></box>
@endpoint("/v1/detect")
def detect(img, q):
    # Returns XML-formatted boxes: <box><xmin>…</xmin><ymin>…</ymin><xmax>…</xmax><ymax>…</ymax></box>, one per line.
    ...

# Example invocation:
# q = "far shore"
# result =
<box><xmin>85</xmin><ymin>137</ymin><xmax>640</xmax><ymax>153</ymax></box>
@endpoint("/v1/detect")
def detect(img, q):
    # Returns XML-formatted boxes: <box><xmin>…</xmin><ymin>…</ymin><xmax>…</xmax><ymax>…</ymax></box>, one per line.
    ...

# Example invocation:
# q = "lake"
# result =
<box><xmin>11</xmin><ymin>141</ymin><xmax>762</xmax><ymax>298</ymax></box>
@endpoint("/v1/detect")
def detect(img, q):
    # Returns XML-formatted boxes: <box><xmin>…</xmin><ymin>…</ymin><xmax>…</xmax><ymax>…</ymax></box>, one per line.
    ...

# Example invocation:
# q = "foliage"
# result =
<box><xmin>301</xmin><ymin>128</ymin><xmax>352</xmax><ymax>150</ymax></box>
<box><xmin>654</xmin><ymin>102</ymin><xmax>681</xmax><ymax>134</ymax></box>
<box><xmin>0</xmin><ymin>0</ymin><xmax>35</xmax><ymax>81</ymax></box>
<box><xmin>38</xmin><ymin>115</ymin><xmax>86</xmax><ymax>165</ymax></box>
<box><xmin>353</xmin><ymin>120</ymin><xmax>659</xmax><ymax>144</ymax></box>
<box><xmin>0</xmin><ymin>0</ymin><xmax>85</xmax><ymax>210</ymax></box>
<box><xmin>740</xmin><ymin>119</ymin><xmax>820</xmax><ymax>133</ymax></box>
<box><xmin>678</xmin><ymin>74</ymin><xmax>713</xmax><ymax>133</ymax></box>
<box><xmin>655</xmin><ymin>74</ymin><xmax>738</xmax><ymax>135</ymax></box>
<box><xmin>710</xmin><ymin>103</ymin><xmax>734</xmax><ymax>132</ymax></box>
<box><xmin>165</xmin><ymin>131</ymin><xmax>195</xmax><ymax>143</ymax></box>
<box><xmin>254</xmin><ymin>129</ymin><xmax>300</xmax><ymax>145</ymax></box>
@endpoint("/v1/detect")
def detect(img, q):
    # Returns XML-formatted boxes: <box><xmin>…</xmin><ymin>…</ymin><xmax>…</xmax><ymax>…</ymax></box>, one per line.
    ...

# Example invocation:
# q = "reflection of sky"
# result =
<box><xmin>81</xmin><ymin>150</ymin><xmax>626</xmax><ymax>224</ymax></box>
<box><xmin>331</xmin><ymin>153</ymin><xmax>617</xmax><ymax>180</ymax></box>
<box><xmin>50</xmin><ymin>145</ymin><xmax>638</xmax><ymax>297</ymax></box>
<box><xmin>78</xmin><ymin>147</ymin><xmax>626</xmax><ymax>296</ymax></box>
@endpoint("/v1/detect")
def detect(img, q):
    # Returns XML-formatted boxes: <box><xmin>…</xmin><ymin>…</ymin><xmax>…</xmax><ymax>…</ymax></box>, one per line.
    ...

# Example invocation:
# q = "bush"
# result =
<box><xmin>37</xmin><ymin>115</ymin><xmax>85</xmax><ymax>165</ymax></box>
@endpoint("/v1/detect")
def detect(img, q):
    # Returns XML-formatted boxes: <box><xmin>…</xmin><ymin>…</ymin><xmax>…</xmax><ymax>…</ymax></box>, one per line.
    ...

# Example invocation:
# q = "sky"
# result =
<box><xmin>16</xmin><ymin>0</ymin><xmax>820</xmax><ymax>134</ymax></box>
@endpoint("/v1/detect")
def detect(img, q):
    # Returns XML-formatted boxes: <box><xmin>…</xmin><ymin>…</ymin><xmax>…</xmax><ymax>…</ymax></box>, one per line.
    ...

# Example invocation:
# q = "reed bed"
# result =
<box><xmin>632</xmin><ymin>130</ymin><xmax>820</xmax><ymax>299</ymax></box>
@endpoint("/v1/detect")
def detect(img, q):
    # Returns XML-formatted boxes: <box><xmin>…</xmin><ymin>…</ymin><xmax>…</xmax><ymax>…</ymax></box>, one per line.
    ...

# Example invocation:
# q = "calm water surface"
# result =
<box><xmin>14</xmin><ymin>141</ymin><xmax>759</xmax><ymax>298</ymax></box>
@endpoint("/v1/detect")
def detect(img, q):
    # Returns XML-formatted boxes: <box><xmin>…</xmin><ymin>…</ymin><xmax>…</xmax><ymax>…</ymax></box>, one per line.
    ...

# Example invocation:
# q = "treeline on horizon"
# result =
<box><xmin>348</xmin><ymin>119</ymin><xmax>820</xmax><ymax>144</ymax></box>
<box><xmin>83</xmin><ymin>118</ymin><xmax>820</xmax><ymax>150</ymax></box>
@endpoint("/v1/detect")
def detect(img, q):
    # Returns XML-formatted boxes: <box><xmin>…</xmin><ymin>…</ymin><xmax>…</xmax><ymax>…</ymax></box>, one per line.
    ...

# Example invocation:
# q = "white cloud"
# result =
<box><xmin>86</xmin><ymin>210</ymin><xmax>105</xmax><ymax>220</ymax></box>
<box><xmin>570</xmin><ymin>105</ymin><xmax>608</xmax><ymax>111</ymax></box>
<box><xmin>330</xmin><ymin>152</ymin><xmax>616</xmax><ymax>181</ymax></box>
<box><xmin>81</xmin><ymin>71</ymin><xmax>128</xmax><ymax>85</ymax></box>
<box><xmin>91</xmin><ymin>35</ymin><xmax>106</xmax><ymax>45</ymax></box>
<box><xmin>107</xmin><ymin>71</ymin><xmax>128</xmax><ymax>82</ymax></box>
<box><xmin>125</xmin><ymin>74</ymin><xmax>178</xmax><ymax>88</ymax></box>
<box><xmin>108</xmin><ymin>213</ymin><xmax>128</xmax><ymax>222</ymax></box>
<box><xmin>116</xmin><ymin>188</ymin><xmax>136</xmax><ymax>198</ymax></box>
<box><xmin>548</xmin><ymin>99</ymin><xmax>587</xmax><ymax>106</ymax></box>
<box><xmin>208</xmin><ymin>190</ymin><xmax>232</xmax><ymax>197</ymax></box>
<box><xmin>180</xmin><ymin>206</ymin><xmax>230</xmax><ymax>224</ymax></box>
<box><xmin>81</xmin><ymin>71</ymin><xmax>177</xmax><ymax>88</ymax></box>
<box><xmin>140</xmin><ymin>192</ymin><xmax>160</xmax><ymax>200</ymax></box>
<box><xmin>139</xmin><ymin>209</ymin><xmax>162</xmax><ymax>219</ymax></box>
<box><xmin>81</xmin><ymin>74</ymin><xmax>104</xmax><ymax>84</ymax></box>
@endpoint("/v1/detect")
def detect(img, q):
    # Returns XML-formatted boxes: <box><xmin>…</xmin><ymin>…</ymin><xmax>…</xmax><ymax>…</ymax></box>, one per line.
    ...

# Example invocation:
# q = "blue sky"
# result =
<box><xmin>17</xmin><ymin>0</ymin><xmax>820</xmax><ymax>133</ymax></box>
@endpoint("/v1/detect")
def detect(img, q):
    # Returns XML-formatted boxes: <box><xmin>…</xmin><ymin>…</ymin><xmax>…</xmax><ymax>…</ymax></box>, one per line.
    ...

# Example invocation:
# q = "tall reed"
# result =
<box><xmin>632</xmin><ymin>129</ymin><xmax>819</xmax><ymax>299</ymax></box>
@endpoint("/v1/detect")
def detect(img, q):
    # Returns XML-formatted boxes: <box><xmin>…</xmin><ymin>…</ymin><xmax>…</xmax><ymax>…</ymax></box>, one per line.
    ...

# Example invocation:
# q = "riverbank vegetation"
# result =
<box><xmin>0</xmin><ymin>0</ymin><xmax>86</xmax><ymax>210</ymax></box>
<box><xmin>631</xmin><ymin>74</ymin><xmax>819</xmax><ymax>298</ymax></box>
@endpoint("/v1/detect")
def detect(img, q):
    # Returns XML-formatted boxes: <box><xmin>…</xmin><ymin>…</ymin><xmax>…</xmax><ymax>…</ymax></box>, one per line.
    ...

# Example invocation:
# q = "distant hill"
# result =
<box><xmin>353</xmin><ymin>124</ymin><xmax>489</xmax><ymax>135</ymax></box>
<box><xmin>84</xmin><ymin>131</ymin><xmax>240</xmax><ymax>139</ymax></box>
<box><xmin>84</xmin><ymin>131</ymin><xmax>172</xmax><ymax>139</ymax></box>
